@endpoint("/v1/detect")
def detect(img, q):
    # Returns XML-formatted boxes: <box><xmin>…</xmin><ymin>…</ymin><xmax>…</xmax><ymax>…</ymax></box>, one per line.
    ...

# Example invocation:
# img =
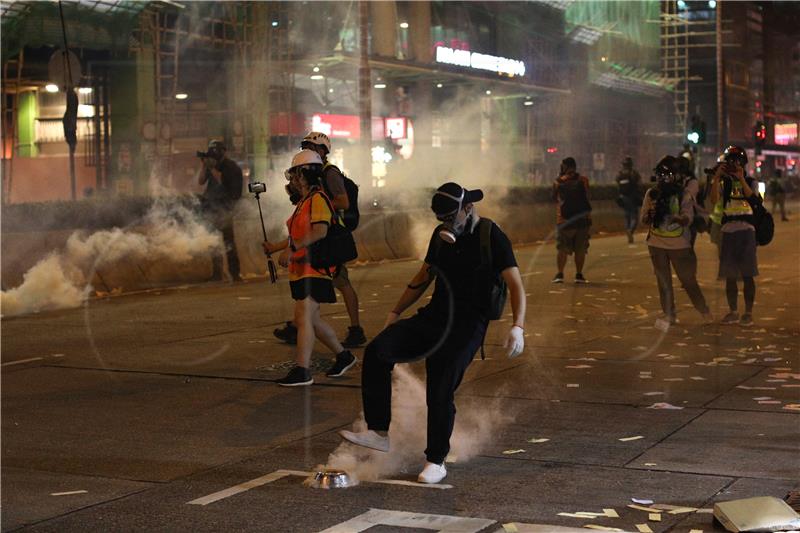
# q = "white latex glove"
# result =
<box><xmin>504</xmin><ymin>326</ymin><xmax>524</xmax><ymax>358</ymax></box>
<box><xmin>383</xmin><ymin>311</ymin><xmax>400</xmax><ymax>330</ymax></box>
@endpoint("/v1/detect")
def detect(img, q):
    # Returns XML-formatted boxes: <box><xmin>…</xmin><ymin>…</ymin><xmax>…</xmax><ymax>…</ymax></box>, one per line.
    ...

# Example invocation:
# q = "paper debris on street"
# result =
<box><xmin>635</xmin><ymin>525</ymin><xmax>653</xmax><ymax>533</ymax></box>
<box><xmin>502</xmin><ymin>449</ymin><xmax>526</xmax><ymax>455</ymax></box>
<box><xmin>528</xmin><ymin>438</ymin><xmax>550</xmax><ymax>444</ymax></box>
<box><xmin>619</xmin><ymin>436</ymin><xmax>644</xmax><ymax>442</ymax></box>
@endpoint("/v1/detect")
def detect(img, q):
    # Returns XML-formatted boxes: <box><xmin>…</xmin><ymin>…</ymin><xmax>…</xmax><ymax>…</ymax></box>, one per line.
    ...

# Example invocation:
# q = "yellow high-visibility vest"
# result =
<box><xmin>651</xmin><ymin>194</ymin><xmax>684</xmax><ymax>238</ymax></box>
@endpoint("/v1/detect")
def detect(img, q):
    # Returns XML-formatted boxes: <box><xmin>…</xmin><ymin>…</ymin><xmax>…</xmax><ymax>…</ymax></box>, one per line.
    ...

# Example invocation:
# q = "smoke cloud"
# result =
<box><xmin>321</xmin><ymin>364</ymin><xmax>514</xmax><ymax>484</ymax></box>
<box><xmin>1</xmin><ymin>198</ymin><xmax>222</xmax><ymax>317</ymax></box>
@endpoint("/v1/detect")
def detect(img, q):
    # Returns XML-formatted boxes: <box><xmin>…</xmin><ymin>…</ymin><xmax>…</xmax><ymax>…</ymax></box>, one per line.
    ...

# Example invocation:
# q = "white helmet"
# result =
<box><xmin>302</xmin><ymin>131</ymin><xmax>331</xmax><ymax>153</ymax></box>
<box><xmin>289</xmin><ymin>149</ymin><xmax>323</xmax><ymax>170</ymax></box>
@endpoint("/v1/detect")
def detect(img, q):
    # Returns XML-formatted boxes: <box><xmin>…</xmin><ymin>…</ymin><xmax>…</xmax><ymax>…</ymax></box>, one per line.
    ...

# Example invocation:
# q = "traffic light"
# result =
<box><xmin>688</xmin><ymin>115</ymin><xmax>706</xmax><ymax>145</ymax></box>
<box><xmin>754</xmin><ymin>121</ymin><xmax>766</xmax><ymax>153</ymax></box>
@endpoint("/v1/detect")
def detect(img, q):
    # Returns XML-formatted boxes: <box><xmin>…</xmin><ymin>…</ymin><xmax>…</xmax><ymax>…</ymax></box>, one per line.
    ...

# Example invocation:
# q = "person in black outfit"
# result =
<box><xmin>198</xmin><ymin>140</ymin><xmax>243</xmax><ymax>282</ymax></box>
<box><xmin>615</xmin><ymin>156</ymin><xmax>642</xmax><ymax>243</ymax></box>
<box><xmin>340</xmin><ymin>182</ymin><xmax>527</xmax><ymax>484</ymax></box>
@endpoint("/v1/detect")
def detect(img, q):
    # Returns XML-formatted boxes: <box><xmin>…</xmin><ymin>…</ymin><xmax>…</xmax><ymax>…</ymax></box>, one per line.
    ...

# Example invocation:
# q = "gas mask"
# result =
<box><xmin>435</xmin><ymin>189</ymin><xmax>478</xmax><ymax>244</ymax></box>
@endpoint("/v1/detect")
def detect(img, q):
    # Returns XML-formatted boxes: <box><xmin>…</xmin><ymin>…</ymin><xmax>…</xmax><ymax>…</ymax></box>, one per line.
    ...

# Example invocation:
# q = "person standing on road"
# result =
<box><xmin>552</xmin><ymin>157</ymin><xmax>591</xmax><ymax>284</ymax></box>
<box><xmin>339</xmin><ymin>183</ymin><xmax>527</xmax><ymax>484</ymax></box>
<box><xmin>198</xmin><ymin>140</ymin><xmax>243</xmax><ymax>282</ymax></box>
<box><xmin>262</xmin><ymin>150</ymin><xmax>357</xmax><ymax>386</ymax></box>
<box><xmin>641</xmin><ymin>156</ymin><xmax>713</xmax><ymax>326</ymax></box>
<box><xmin>767</xmin><ymin>169</ymin><xmax>789</xmax><ymax>222</ymax></box>
<box><xmin>708</xmin><ymin>145</ymin><xmax>762</xmax><ymax>326</ymax></box>
<box><xmin>273</xmin><ymin>132</ymin><xmax>366</xmax><ymax>352</ymax></box>
<box><xmin>615</xmin><ymin>156</ymin><xmax>642</xmax><ymax>244</ymax></box>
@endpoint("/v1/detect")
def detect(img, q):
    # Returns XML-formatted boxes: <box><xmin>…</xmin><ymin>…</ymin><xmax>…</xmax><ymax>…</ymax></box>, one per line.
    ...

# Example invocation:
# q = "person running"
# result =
<box><xmin>641</xmin><ymin>156</ymin><xmax>713</xmax><ymax>326</ymax></box>
<box><xmin>707</xmin><ymin>145</ymin><xmax>761</xmax><ymax>326</ymax></box>
<box><xmin>339</xmin><ymin>183</ymin><xmax>526</xmax><ymax>484</ymax></box>
<box><xmin>552</xmin><ymin>157</ymin><xmax>591</xmax><ymax>284</ymax></box>
<box><xmin>262</xmin><ymin>149</ymin><xmax>357</xmax><ymax>386</ymax></box>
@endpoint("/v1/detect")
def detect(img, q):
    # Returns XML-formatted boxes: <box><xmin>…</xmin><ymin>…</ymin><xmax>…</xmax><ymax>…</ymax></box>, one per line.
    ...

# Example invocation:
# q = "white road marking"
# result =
<box><xmin>187</xmin><ymin>470</ymin><xmax>303</xmax><ymax>505</ymax></box>
<box><xmin>51</xmin><ymin>490</ymin><xmax>88</xmax><ymax>496</ymax></box>
<box><xmin>2</xmin><ymin>357</ymin><xmax>43</xmax><ymax>367</ymax></box>
<box><xmin>187</xmin><ymin>469</ymin><xmax>451</xmax><ymax>506</ymax></box>
<box><xmin>318</xmin><ymin>508</ymin><xmax>494</xmax><ymax>533</ymax></box>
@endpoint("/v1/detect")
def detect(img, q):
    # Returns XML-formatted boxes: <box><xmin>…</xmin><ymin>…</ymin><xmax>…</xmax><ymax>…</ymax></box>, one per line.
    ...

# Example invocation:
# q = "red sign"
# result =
<box><xmin>312</xmin><ymin>114</ymin><xmax>360</xmax><ymax>139</ymax></box>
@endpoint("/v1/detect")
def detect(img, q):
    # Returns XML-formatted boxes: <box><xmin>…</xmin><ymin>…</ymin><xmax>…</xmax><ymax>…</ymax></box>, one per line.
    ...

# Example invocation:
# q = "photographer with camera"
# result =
<box><xmin>197</xmin><ymin>140</ymin><xmax>243</xmax><ymax>282</ymax></box>
<box><xmin>273</xmin><ymin>131</ymin><xmax>366</xmax><ymax>350</ymax></box>
<box><xmin>707</xmin><ymin>145</ymin><xmax>761</xmax><ymax>326</ymax></box>
<box><xmin>261</xmin><ymin>149</ymin><xmax>356</xmax><ymax>386</ymax></box>
<box><xmin>641</xmin><ymin>156</ymin><xmax>712</xmax><ymax>326</ymax></box>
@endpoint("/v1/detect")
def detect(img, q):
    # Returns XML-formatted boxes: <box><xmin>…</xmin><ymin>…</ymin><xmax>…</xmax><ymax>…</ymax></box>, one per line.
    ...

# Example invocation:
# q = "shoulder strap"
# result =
<box><xmin>479</xmin><ymin>218</ymin><xmax>493</xmax><ymax>269</ymax></box>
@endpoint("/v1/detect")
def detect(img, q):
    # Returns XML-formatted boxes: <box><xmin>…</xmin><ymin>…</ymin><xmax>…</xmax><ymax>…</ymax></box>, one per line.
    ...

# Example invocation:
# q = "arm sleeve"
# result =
<box><xmin>310</xmin><ymin>193</ymin><xmax>332</xmax><ymax>226</ymax></box>
<box><xmin>324</xmin><ymin>167</ymin><xmax>347</xmax><ymax>197</ymax></box>
<box><xmin>680</xmin><ymin>191</ymin><xmax>695</xmax><ymax>221</ymax></box>
<box><xmin>491</xmin><ymin>224</ymin><xmax>518</xmax><ymax>273</ymax></box>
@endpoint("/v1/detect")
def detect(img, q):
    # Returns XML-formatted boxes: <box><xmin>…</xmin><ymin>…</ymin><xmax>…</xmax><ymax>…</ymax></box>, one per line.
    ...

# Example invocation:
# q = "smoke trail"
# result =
<box><xmin>1</xmin><ymin>199</ymin><xmax>222</xmax><ymax>317</ymax></box>
<box><xmin>322</xmin><ymin>364</ymin><xmax>514</xmax><ymax>484</ymax></box>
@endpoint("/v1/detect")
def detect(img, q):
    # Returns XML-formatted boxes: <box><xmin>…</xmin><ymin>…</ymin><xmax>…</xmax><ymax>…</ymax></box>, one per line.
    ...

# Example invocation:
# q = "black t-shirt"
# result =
<box><xmin>203</xmin><ymin>158</ymin><xmax>243</xmax><ymax>209</ymax></box>
<box><xmin>423</xmin><ymin>219</ymin><xmax>517</xmax><ymax>320</ymax></box>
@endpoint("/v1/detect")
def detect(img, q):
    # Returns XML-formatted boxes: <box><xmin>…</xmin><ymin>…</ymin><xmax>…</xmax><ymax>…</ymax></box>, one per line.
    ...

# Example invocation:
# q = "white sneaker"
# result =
<box><xmin>417</xmin><ymin>462</ymin><xmax>447</xmax><ymax>484</ymax></box>
<box><xmin>338</xmin><ymin>429</ymin><xmax>389</xmax><ymax>452</ymax></box>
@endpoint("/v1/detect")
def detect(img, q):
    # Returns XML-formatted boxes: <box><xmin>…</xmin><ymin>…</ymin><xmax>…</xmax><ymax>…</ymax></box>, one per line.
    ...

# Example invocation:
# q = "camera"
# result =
<box><xmin>196</xmin><ymin>151</ymin><xmax>210</xmax><ymax>158</ymax></box>
<box><xmin>248</xmin><ymin>181</ymin><xmax>267</xmax><ymax>194</ymax></box>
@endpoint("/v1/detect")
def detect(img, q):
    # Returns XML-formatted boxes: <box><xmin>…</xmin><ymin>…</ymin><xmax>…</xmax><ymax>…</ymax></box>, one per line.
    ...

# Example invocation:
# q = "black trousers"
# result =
<box><xmin>209</xmin><ymin>210</ymin><xmax>240</xmax><ymax>278</ymax></box>
<box><xmin>362</xmin><ymin>309</ymin><xmax>487</xmax><ymax>464</ymax></box>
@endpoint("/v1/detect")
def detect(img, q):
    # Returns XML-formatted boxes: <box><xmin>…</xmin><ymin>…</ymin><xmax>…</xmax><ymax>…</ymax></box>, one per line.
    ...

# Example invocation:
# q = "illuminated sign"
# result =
<box><xmin>775</xmin><ymin>123</ymin><xmax>798</xmax><ymax>146</ymax></box>
<box><xmin>385</xmin><ymin>117</ymin><xmax>407</xmax><ymax>140</ymax></box>
<box><xmin>435</xmin><ymin>46</ymin><xmax>526</xmax><ymax>77</ymax></box>
<box><xmin>312</xmin><ymin>114</ymin><xmax>360</xmax><ymax>139</ymax></box>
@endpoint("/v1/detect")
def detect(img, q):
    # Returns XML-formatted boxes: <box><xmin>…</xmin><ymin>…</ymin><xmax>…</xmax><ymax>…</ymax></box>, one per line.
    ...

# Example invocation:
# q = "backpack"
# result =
<box><xmin>296</xmin><ymin>191</ymin><xmax>358</xmax><ymax>274</ymax></box>
<box><xmin>558</xmin><ymin>175</ymin><xmax>591</xmax><ymax>222</ymax></box>
<box><xmin>323</xmin><ymin>163</ymin><xmax>360</xmax><ymax>231</ymax></box>
<box><xmin>752</xmin><ymin>201</ymin><xmax>775</xmax><ymax>246</ymax></box>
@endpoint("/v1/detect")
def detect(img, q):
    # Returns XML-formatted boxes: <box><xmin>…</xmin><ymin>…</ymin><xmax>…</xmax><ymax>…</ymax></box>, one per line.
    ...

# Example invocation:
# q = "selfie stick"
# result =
<box><xmin>253</xmin><ymin>191</ymin><xmax>278</xmax><ymax>283</ymax></box>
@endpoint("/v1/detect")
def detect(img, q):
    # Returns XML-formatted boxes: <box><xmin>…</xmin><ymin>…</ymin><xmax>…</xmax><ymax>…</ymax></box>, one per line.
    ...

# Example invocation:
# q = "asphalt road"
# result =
<box><xmin>2</xmin><ymin>218</ymin><xmax>799</xmax><ymax>532</ymax></box>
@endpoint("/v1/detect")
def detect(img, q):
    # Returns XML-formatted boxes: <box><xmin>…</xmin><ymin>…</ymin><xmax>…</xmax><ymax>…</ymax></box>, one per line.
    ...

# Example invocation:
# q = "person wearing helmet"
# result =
<box><xmin>273</xmin><ymin>131</ymin><xmax>367</xmax><ymax>350</ymax></box>
<box><xmin>197</xmin><ymin>139</ymin><xmax>243</xmax><ymax>282</ymax></box>
<box><xmin>707</xmin><ymin>145</ymin><xmax>761</xmax><ymax>326</ymax></box>
<box><xmin>615</xmin><ymin>156</ymin><xmax>643</xmax><ymax>243</ymax></box>
<box><xmin>262</xmin><ymin>149</ymin><xmax>357</xmax><ymax>386</ymax></box>
<box><xmin>640</xmin><ymin>156</ymin><xmax>712</xmax><ymax>326</ymax></box>
<box><xmin>339</xmin><ymin>182</ymin><xmax>527</xmax><ymax>484</ymax></box>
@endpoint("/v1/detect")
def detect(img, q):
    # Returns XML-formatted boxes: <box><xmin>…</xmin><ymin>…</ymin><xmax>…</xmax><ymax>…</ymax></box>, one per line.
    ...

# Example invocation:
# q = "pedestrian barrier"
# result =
<box><xmin>2</xmin><ymin>199</ymin><xmax>635</xmax><ymax>294</ymax></box>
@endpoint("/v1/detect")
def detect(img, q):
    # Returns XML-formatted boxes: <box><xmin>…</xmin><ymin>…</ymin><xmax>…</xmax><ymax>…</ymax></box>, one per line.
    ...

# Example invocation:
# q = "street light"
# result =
<box><xmin>399</xmin><ymin>22</ymin><xmax>409</xmax><ymax>29</ymax></box>
<box><xmin>45</xmin><ymin>84</ymin><xmax>59</xmax><ymax>93</ymax></box>
<box><xmin>175</xmin><ymin>93</ymin><xmax>188</xmax><ymax>100</ymax></box>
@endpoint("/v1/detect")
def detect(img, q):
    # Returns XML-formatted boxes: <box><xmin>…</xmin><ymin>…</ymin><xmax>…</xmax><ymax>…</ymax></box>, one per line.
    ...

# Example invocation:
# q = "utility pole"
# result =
<box><xmin>358</xmin><ymin>1</ymin><xmax>372</xmax><ymax>182</ymax></box>
<box><xmin>716</xmin><ymin>0</ymin><xmax>725</xmax><ymax>151</ymax></box>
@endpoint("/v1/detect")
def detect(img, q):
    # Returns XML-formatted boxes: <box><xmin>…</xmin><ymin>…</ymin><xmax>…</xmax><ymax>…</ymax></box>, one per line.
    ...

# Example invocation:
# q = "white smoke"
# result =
<box><xmin>322</xmin><ymin>364</ymin><xmax>514</xmax><ymax>484</ymax></box>
<box><xmin>1</xmin><ymin>199</ymin><xmax>222</xmax><ymax>317</ymax></box>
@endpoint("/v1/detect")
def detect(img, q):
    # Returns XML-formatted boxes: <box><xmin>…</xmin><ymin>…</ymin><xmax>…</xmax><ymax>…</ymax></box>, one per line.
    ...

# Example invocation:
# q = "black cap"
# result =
<box><xmin>723</xmin><ymin>145</ymin><xmax>748</xmax><ymax>166</ymax></box>
<box><xmin>208</xmin><ymin>139</ymin><xmax>226</xmax><ymax>151</ymax></box>
<box><xmin>562</xmin><ymin>157</ymin><xmax>577</xmax><ymax>170</ymax></box>
<box><xmin>431</xmin><ymin>182</ymin><xmax>483</xmax><ymax>216</ymax></box>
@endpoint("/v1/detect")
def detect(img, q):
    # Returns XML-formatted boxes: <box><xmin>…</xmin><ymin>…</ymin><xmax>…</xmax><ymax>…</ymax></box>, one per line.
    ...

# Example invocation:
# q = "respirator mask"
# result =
<box><xmin>434</xmin><ymin>189</ymin><xmax>477</xmax><ymax>244</ymax></box>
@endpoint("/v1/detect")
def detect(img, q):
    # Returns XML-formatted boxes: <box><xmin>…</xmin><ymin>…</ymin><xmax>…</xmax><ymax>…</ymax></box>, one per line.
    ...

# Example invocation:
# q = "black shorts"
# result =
<box><xmin>718</xmin><ymin>230</ymin><xmax>758</xmax><ymax>279</ymax></box>
<box><xmin>289</xmin><ymin>278</ymin><xmax>336</xmax><ymax>303</ymax></box>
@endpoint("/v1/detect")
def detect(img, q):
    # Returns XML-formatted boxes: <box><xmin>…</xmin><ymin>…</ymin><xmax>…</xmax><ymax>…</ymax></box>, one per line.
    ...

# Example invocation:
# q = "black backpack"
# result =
<box><xmin>752</xmin><ymin>201</ymin><xmax>775</xmax><ymax>246</ymax></box>
<box><xmin>323</xmin><ymin>163</ymin><xmax>360</xmax><ymax>231</ymax></box>
<box><xmin>303</xmin><ymin>191</ymin><xmax>358</xmax><ymax>273</ymax></box>
<box><xmin>558</xmin><ymin>175</ymin><xmax>591</xmax><ymax>222</ymax></box>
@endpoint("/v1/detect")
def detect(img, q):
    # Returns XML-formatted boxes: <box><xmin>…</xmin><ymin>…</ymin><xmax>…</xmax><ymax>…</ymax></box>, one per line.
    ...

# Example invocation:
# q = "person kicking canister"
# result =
<box><xmin>340</xmin><ymin>182</ymin><xmax>527</xmax><ymax>484</ymax></box>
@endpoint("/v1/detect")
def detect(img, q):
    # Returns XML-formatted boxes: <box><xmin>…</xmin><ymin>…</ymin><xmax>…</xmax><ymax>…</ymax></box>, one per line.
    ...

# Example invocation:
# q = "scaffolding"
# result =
<box><xmin>660</xmin><ymin>1</ymin><xmax>690</xmax><ymax>136</ymax></box>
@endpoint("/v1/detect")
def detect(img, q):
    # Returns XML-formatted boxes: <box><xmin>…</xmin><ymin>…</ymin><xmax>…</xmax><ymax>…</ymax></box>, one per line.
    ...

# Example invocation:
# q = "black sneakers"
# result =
<box><xmin>276</xmin><ymin>366</ymin><xmax>313</xmax><ymax>387</ymax></box>
<box><xmin>273</xmin><ymin>322</ymin><xmax>298</xmax><ymax>344</ymax></box>
<box><xmin>551</xmin><ymin>272</ymin><xmax>564</xmax><ymax>284</ymax></box>
<box><xmin>326</xmin><ymin>350</ymin><xmax>357</xmax><ymax>378</ymax></box>
<box><xmin>341</xmin><ymin>326</ymin><xmax>367</xmax><ymax>348</ymax></box>
<box><xmin>574</xmin><ymin>273</ymin><xmax>589</xmax><ymax>284</ymax></box>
